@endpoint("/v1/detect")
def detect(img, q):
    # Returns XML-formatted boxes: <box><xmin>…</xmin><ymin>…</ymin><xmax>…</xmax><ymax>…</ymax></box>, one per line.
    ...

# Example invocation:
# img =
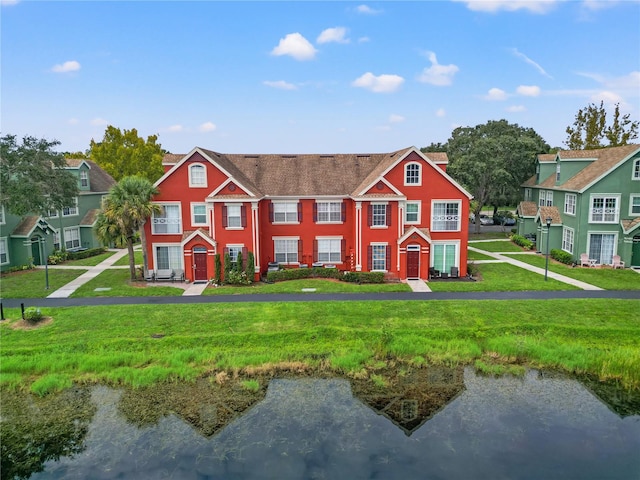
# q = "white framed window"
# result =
<box><xmin>539</xmin><ymin>190</ymin><xmax>546</xmax><ymax>207</ymax></box>
<box><xmin>587</xmin><ymin>233</ymin><xmax>616</xmax><ymax>265</ymax></box>
<box><xmin>316</xmin><ymin>201</ymin><xmax>342</xmax><ymax>223</ymax></box>
<box><xmin>405</xmin><ymin>202</ymin><xmax>420</xmax><ymax>224</ymax></box>
<box><xmin>46</xmin><ymin>207</ymin><xmax>58</xmax><ymax>218</ymax></box>
<box><xmin>225</xmin><ymin>245</ymin><xmax>244</xmax><ymax>263</ymax></box>
<box><xmin>274</xmin><ymin>237</ymin><xmax>299</xmax><ymax>264</ymax></box>
<box><xmin>524</xmin><ymin>188</ymin><xmax>532</xmax><ymax>201</ymax></box>
<box><xmin>546</xmin><ymin>191</ymin><xmax>553</xmax><ymax>207</ymax></box>
<box><xmin>0</xmin><ymin>205</ymin><xmax>4</xmax><ymax>225</ymax></box>
<box><xmin>316</xmin><ymin>238</ymin><xmax>342</xmax><ymax>263</ymax></box>
<box><xmin>273</xmin><ymin>202</ymin><xmax>299</xmax><ymax>223</ymax></box>
<box><xmin>189</xmin><ymin>163</ymin><xmax>207</xmax><ymax>187</ymax></box>
<box><xmin>80</xmin><ymin>170</ymin><xmax>89</xmax><ymax>187</ymax></box>
<box><xmin>633</xmin><ymin>159</ymin><xmax>640</xmax><ymax>180</ymax></box>
<box><xmin>431</xmin><ymin>201</ymin><xmax>460</xmax><ymax>231</ymax></box>
<box><xmin>152</xmin><ymin>203</ymin><xmax>182</xmax><ymax>234</ymax></box>
<box><xmin>556</xmin><ymin>163</ymin><xmax>561</xmax><ymax>182</ymax></box>
<box><xmin>405</xmin><ymin>162</ymin><xmax>421</xmax><ymax>185</ymax></box>
<box><xmin>370</xmin><ymin>243</ymin><xmax>388</xmax><ymax>271</ymax></box>
<box><xmin>630</xmin><ymin>195</ymin><xmax>640</xmax><ymax>216</ymax></box>
<box><xmin>562</xmin><ymin>226</ymin><xmax>574</xmax><ymax>254</ymax></box>
<box><xmin>590</xmin><ymin>195</ymin><xmax>619</xmax><ymax>223</ymax></box>
<box><xmin>64</xmin><ymin>227</ymin><xmax>81</xmax><ymax>249</ymax></box>
<box><xmin>53</xmin><ymin>231</ymin><xmax>61</xmax><ymax>251</ymax></box>
<box><xmin>564</xmin><ymin>193</ymin><xmax>576</xmax><ymax>215</ymax></box>
<box><xmin>154</xmin><ymin>244</ymin><xmax>182</xmax><ymax>270</ymax></box>
<box><xmin>371</xmin><ymin>203</ymin><xmax>387</xmax><ymax>227</ymax></box>
<box><xmin>62</xmin><ymin>197</ymin><xmax>78</xmax><ymax>217</ymax></box>
<box><xmin>225</xmin><ymin>204</ymin><xmax>242</xmax><ymax>228</ymax></box>
<box><xmin>191</xmin><ymin>203</ymin><xmax>208</xmax><ymax>226</ymax></box>
<box><xmin>432</xmin><ymin>242</ymin><xmax>459</xmax><ymax>273</ymax></box>
<box><xmin>0</xmin><ymin>237</ymin><xmax>9</xmax><ymax>265</ymax></box>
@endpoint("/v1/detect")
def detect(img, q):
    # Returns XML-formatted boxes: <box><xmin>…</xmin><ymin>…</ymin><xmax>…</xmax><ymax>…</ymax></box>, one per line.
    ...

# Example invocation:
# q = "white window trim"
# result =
<box><xmin>431</xmin><ymin>200</ymin><xmax>461</xmax><ymax>232</ymax></box>
<box><xmin>316</xmin><ymin>200</ymin><xmax>343</xmax><ymax>224</ymax></box>
<box><xmin>152</xmin><ymin>243</ymin><xmax>184</xmax><ymax>271</ymax></box>
<box><xmin>371</xmin><ymin>202</ymin><xmax>388</xmax><ymax>229</ymax></box>
<box><xmin>546</xmin><ymin>191</ymin><xmax>553</xmax><ymax>207</ymax></box>
<box><xmin>524</xmin><ymin>188</ymin><xmax>532</xmax><ymax>201</ymax></box>
<box><xmin>188</xmin><ymin>163</ymin><xmax>208</xmax><ymax>188</ymax></box>
<box><xmin>226</xmin><ymin>244</ymin><xmax>245</xmax><ymax>262</ymax></box>
<box><xmin>152</xmin><ymin>202</ymin><xmax>183</xmax><ymax>235</ymax></box>
<box><xmin>589</xmin><ymin>194</ymin><xmax>620</xmax><ymax>224</ymax></box>
<box><xmin>80</xmin><ymin>170</ymin><xmax>89</xmax><ymax>187</ymax></box>
<box><xmin>586</xmin><ymin>231</ymin><xmax>618</xmax><ymax>264</ymax></box>
<box><xmin>564</xmin><ymin>193</ymin><xmax>576</xmax><ymax>216</ymax></box>
<box><xmin>62</xmin><ymin>197</ymin><xmax>79</xmax><ymax>217</ymax></box>
<box><xmin>272</xmin><ymin>201</ymin><xmax>300</xmax><ymax>224</ymax></box>
<box><xmin>225</xmin><ymin>203</ymin><xmax>243</xmax><ymax>230</ymax></box>
<box><xmin>539</xmin><ymin>190</ymin><xmax>546</xmax><ymax>207</ymax></box>
<box><xmin>63</xmin><ymin>226</ymin><xmax>81</xmax><ymax>249</ymax></box>
<box><xmin>370</xmin><ymin>242</ymin><xmax>388</xmax><ymax>272</ymax></box>
<box><xmin>630</xmin><ymin>194</ymin><xmax>640</xmax><ymax>217</ymax></box>
<box><xmin>430</xmin><ymin>240</ymin><xmax>461</xmax><ymax>271</ymax></box>
<box><xmin>0</xmin><ymin>237</ymin><xmax>9</xmax><ymax>265</ymax></box>
<box><xmin>404</xmin><ymin>162</ymin><xmax>422</xmax><ymax>186</ymax></box>
<box><xmin>561</xmin><ymin>226</ymin><xmax>574</xmax><ymax>254</ymax></box>
<box><xmin>316</xmin><ymin>236</ymin><xmax>343</xmax><ymax>264</ymax></box>
<box><xmin>633</xmin><ymin>159</ymin><xmax>640</xmax><ymax>180</ymax></box>
<box><xmin>190</xmin><ymin>203</ymin><xmax>208</xmax><ymax>227</ymax></box>
<box><xmin>0</xmin><ymin>205</ymin><xmax>4</xmax><ymax>225</ymax></box>
<box><xmin>273</xmin><ymin>236</ymin><xmax>300</xmax><ymax>265</ymax></box>
<box><xmin>405</xmin><ymin>201</ymin><xmax>421</xmax><ymax>225</ymax></box>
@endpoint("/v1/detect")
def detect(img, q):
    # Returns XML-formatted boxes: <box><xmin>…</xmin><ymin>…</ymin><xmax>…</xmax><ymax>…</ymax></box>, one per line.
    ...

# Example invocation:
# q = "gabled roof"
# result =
<box><xmin>181</xmin><ymin>228</ymin><xmax>216</xmax><ymax>247</ymax></box>
<box><xmin>517</xmin><ymin>201</ymin><xmax>538</xmax><ymax>217</ymax></box>
<box><xmin>79</xmin><ymin>209</ymin><xmax>100</xmax><ymax>227</ymax></box>
<box><xmin>621</xmin><ymin>217</ymin><xmax>640</xmax><ymax>234</ymax></box>
<box><xmin>161</xmin><ymin>146</ymin><xmax>470</xmax><ymax>199</ymax></box>
<box><xmin>535</xmin><ymin>205</ymin><xmax>562</xmax><ymax>225</ymax></box>
<box><xmin>398</xmin><ymin>226</ymin><xmax>431</xmax><ymax>245</ymax></box>
<box><xmin>11</xmin><ymin>216</ymin><xmax>56</xmax><ymax>238</ymax></box>
<box><xmin>537</xmin><ymin>153</ymin><xmax>557</xmax><ymax>163</ymax></box>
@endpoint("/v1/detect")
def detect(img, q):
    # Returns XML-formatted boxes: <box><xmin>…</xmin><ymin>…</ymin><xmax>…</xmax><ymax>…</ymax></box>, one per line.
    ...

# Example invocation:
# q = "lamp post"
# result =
<box><xmin>544</xmin><ymin>217</ymin><xmax>552</xmax><ymax>281</ymax></box>
<box><xmin>37</xmin><ymin>219</ymin><xmax>51</xmax><ymax>290</ymax></box>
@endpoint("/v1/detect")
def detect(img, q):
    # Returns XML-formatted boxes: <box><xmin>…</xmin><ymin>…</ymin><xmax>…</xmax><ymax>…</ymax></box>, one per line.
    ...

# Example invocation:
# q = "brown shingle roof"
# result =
<box><xmin>621</xmin><ymin>217</ymin><xmax>640</xmax><ymax>234</ymax></box>
<box><xmin>537</xmin><ymin>153</ymin><xmax>556</xmax><ymax>163</ymax></box>
<box><xmin>163</xmin><ymin>154</ymin><xmax>183</xmax><ymax>165</ymax></box>
<box><xmin>11</xmin><ymin>216</ymin><xmax>39</xmax><ymax>236</ymax></box>
<box><xmin>80</xmin><ymin>209</ymin><xmax>99</xmax><ymax>226</ymax></box>
<box><xmin>558</xmin><ymin>144</ymin><xmax>639</xmax><ymax>192</ymax></box>
<box><xmin>537</xmin><ymin>206</ymin><xmax>562</xmax><ymax>225</ymax></box>
<box><xmin>517</xmin><ymin>201</ymin><xmax>538</xmax><ymax>217</ymax></box>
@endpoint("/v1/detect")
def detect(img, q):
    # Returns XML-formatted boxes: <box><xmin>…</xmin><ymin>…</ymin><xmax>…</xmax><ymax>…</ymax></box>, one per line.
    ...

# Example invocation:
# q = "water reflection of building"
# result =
<box><xmin>575</xmin><ymin>374</ymin><xmax>640</xmax><ymax>418</ymax></box>
<box><xmin>350</xmin><ymin>366</ymin><xmax>465</xmax><ymax>436</ymax></box>
<box><xmin>118</xmin><ymin>379</ymin><xmax>266</xmax><ymax>437</ymax></box>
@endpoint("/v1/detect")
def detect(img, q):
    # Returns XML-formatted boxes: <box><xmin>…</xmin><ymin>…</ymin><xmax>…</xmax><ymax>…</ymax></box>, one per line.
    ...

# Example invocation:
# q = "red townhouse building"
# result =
<box><xmin>144</xmin><ymin>146</ymin><xmax>472</xmax><ymax>283</ymax></box>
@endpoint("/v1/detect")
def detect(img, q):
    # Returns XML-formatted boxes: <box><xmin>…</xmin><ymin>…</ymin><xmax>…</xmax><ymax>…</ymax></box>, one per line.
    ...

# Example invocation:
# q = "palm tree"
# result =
<box><xmin>96</xmin><ymin>176</ymin><xmax>161</xmax><ymax>280</ymax></box>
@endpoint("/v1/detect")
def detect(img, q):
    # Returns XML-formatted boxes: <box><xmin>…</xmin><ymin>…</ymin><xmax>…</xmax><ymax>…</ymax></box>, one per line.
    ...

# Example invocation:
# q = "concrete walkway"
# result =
<box><xmin>405</xmin><ymin>279</ymin><xmax>432</xmax><ymax>292</ymax></box>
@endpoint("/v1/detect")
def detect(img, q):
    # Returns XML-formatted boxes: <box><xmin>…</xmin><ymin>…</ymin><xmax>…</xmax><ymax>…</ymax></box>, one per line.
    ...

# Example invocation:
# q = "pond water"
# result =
<box><xmin>2</xmin><ymin>367</ymin><xmax>639</xmax><ymax>480</ymax></box>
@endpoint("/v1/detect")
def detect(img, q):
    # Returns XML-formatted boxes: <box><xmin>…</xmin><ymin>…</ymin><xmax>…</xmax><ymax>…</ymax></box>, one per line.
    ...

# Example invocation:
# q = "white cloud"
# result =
<box><xmin>510</xmin><ymin>48</ymin><xmax>552</xmax><ymax>78</ymax></box>
<box><xmin>356</xmin><ymin>4</ymin><xmax>382</xmax><ymax>15</ymax></box>
<box><xmin>263</xmin><ymin>80</ymin><xmax>297</xmax><ymax>90</ymax></box>
<box><xmin>436</xmin><ymin>108</ymin><xmax>446</xmax><ymax>117</ymax></box>
<box><xmin>51</xmin><ymin>60</ymin><xmax>81</xmax><ymax>73</ymax></box>
<box><xmin>516</xmin><ymin>85</ymin><xmax>541</xmax><ymax>96</ymax></box>
<box><xmin>591</xmin><ymin>90</ymin><xmax>623</xmax><ymax>105</ymax></box>
<box><xmin>581</xmin><ymin>0</ymin><xmax>621</xmax><ymax>11</ymax></box>
<box><xmin>485</xmin><ymin>87</ymin><xmax>508</xmax><ymax>100</ymax></box>
<box><xmin>271</xmin><ymin>33</ymin><xmax>317</xmax><ymax>61</ymax></box>
<box><xmin>90</xmin><ymin>117</ymin><xmax>108</xmax><ymax>126</ymax></box>
<box><xmin>453</xmin><ymin>0</ymin><xmax>558</xmax><ymax>14</ymax></box>
<box><xmin>506</xmin><ymin>105</ymin><xmax>527</xmax><ymax>112</ymax></box>
<box><xmin>358</xmin><ymin>36</ymin><xmax>371</xmax><ymax>43</ymax></box>
<box><xmin>352</xmin><ymin>72</ymin><xmax>404</xmax><ymax>93</ymax></box>
<box><xmin>577</xmin><ymin>70</ymin><xmax>640</xmax><ymax>92</ymax></box>
<box><xmin>199</xmin><ymin>122</ymin><xmax>217</xmax><ymax>132</ymax></box>
<box><xmin>317</xmin><ymin>27</ymin><xmax>349</xmax><ymax>44</ymax></box>
<box><xmin>1</xmin><ymin>0</ymin><xmax>20</xmax><ymax>6</ymax></box>
<box><xmin>166</xmin><ymin>125</ymin><xmax>184</xmax><ymax>133</ymax></box>
<box><xmin>68</xmin><ymin>118</ymin><xmax>78</xmax><ymax>125</ymax></box>
<box><xmin>417</xmin><ymin>52</ymin><xmax>459</xmax><ymax>86</ymax></box>
<box><xmin>389</xmin><ymin>114</ymin><xmax>405</xmax><ymax>123</ymax></box>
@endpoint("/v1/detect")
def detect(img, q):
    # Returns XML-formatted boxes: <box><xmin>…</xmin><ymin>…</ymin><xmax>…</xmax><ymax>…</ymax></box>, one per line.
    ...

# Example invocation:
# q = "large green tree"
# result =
<box><xmin>95</xmin><ymin>176</ymin><xmax>161</xmax><ymax>280</ymax></box>
<box><xmin>0</xmin><ymin>134</ymin><xmax>78</xmax><ymax>216</ymax></box>
<box><xmin>445</xmin><ymin>120</ymin><xmax>550</xmax><ymax>233</ymax></box>
<box><xmin>89</xmin><ymin>126</ymin><xmax>164</xmax><ymax>183</ymax></box>
<box><xmin>565</xmin><ymin>101</ymin><xmax>639</xmax><ymax>150</ymax></box>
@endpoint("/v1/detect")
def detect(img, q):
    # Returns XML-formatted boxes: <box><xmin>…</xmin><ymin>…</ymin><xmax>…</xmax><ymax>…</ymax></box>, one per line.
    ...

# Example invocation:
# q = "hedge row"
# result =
<box><xmin>510</xmin><ymin>234</ymin><xmax>535</xmax><ymax>250</ymax></box>
<box><xmin>67</xmin><ymin>247</ymin><xmax>107</xmax><ymax>260</ymax></box>
<box><xmin>550</xmin><ymin>248</ymin><xmax>573</xmax><ymax>265</ymax></box>
<box><xmin>266</xmin><ymin>267</ymin><xmax>385</xmax><ymax>284</ymax></box>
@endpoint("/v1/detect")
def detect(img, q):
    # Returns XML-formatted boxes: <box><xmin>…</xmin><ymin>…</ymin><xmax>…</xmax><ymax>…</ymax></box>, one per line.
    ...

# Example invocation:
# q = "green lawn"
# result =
<box><xmin>113</xmin><ymin>250</ymin><xmax>143</xmax><ymax>266</ymax></box>
<box><xmin>0</xmin><ymin>269</ymin><xmax>86</xmax><ymax>299</ymax></box>
<box><xmin>468</xmin><ymin>240</ymin><xmax>527</xmax><ymax>253</ymax></box>
<box><xmin>203</xmin><ymin>278</ymin><xmax>412</xmax><ymax>295</ymax></box>
<box><xmin>1</xmin><ymin>299</ymin><xmax>638</xmax><ymax>393</ymax></box>
<box><xmin>70</xmin><ymin>269</ymin><xmax>184</xmax><ymax>297</ymax></box>
<box><xmin>62</xmin><ymin>251</ymin><xmax>116</xmax><ymax>266</ymax></box>
<box><xmin>502</xmin><ymin>254</ymin><xmax>640</xmax><ymax>290</ymax></box>
<box><xmin>428</xmin><ymin>263</ymin><xmax>579</xmax><ymax>292</ymax></box>
<box><xmin>467</xmin><ymin>250</ymin><xmax>497</xmax><ymax>261</ymax></box>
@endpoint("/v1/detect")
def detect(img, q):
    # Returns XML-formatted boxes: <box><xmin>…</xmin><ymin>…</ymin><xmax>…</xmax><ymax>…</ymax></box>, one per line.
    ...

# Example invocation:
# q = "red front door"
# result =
<box><xmin>194</xmin><ymin>252</ymin><xmax>208</xmax><ymax>282</ymax></box>
<box><xmin>407</xmin><ymin>250</ymin><xmax>420</xmax><ymax>278</ymax></box>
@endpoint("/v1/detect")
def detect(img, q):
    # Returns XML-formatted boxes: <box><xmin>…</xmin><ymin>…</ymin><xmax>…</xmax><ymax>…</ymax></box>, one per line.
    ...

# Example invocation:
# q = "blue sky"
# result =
<box><xmin>2</xmin><ymin>0</ymin><xmax>639</xmax><ymax>154</ymax></box>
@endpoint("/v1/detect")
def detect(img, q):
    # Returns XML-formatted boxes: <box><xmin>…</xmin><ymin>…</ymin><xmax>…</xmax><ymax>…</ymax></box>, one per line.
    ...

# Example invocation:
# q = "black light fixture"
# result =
<box><xmin>544</xmin><ymin>217</ymin><xmax>552</xmax><ymax>281</ymax></box>
<box><xmin>37</xmin><ymin>219</ymin><xmax>51</xmax><ymax>290</ymax></box>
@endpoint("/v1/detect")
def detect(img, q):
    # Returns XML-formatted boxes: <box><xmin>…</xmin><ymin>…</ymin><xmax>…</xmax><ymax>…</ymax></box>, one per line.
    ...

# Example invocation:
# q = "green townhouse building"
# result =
<box><xmin>516</xmin><ymin>144</ymin><xmax>640</xmax><ymax>269</ymax></box>
<box><xmin>0</xmin><ymin>159</ymin><xmax>115</xmax><ymax>272</ymax></box>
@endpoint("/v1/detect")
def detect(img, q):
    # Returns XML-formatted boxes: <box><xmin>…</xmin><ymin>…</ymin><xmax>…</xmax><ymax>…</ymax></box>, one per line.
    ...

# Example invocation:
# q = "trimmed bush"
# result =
<box><xmin>266</xmin><ymin>267</ymin><xmax>385</xmax><ymax>284</ymax></box>
<box><xmin>214</xmin><ymin>253</ymin><xmax>222</xmax><ymax>285</ymax></box>
<box><xmin>67</xmin><ymin>247</ymin><xmax>106</xmax><ymax>260</ymax></box>
<box><xmin>510</xmin><ymin>234</ymin><xmax>534</xmax><ymax>250</ymax></box>
<box><xmin>342</xmin><ymin>271</ymin><xmax>385</xmax><ymax>284</ymax></box>
<box><xmin>23</xmin><ymin>307</ymin><xmax>43</xmax><ymax>323</ymax></box>
<box><xmin>245</xmin><ymin>251</ymin><xmax>255</xmax><ymax>282</ymax></box>
<box><xmin>550</xmin><ymin>248</ymin><xmax>573</xmax><ymax>265</ymax></box>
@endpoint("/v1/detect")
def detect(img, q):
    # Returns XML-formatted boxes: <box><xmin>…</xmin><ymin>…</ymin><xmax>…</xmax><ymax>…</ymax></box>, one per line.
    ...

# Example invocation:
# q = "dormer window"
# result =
<box><xmin>189</xmin><ymin>164</ymin><xmax>207</xmax><ymax>187</ymax></box>
<box><xmin>80</xmin><ymin>170</ymin><xmax>89</xmax><ymax>188</ymax></box>
<box><xmin>556</xmin><ymin>163</ymin><xmax>561</xmax><ymax>182</ymax></box>
<box><xmin>633</xmin><ymin>159</ymin><xmax>640</xmax><ymax>180</ymax></box>
<box><xmin>405</xmin><ymin>162</ymin><xmax>421</xmax><ymax>185</ymax></box>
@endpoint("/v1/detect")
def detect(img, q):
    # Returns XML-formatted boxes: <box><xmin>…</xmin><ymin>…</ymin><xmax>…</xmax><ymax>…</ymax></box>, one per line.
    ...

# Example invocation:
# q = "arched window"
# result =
<box><xmin>189</xmin><ymin>163</ymin><xmax>207</xmax><ymax>187</ymax></box>
<box><xmin>405</xmin><ymin>163</ymin><xmax>421</xmax><ymax>185</ymax></box>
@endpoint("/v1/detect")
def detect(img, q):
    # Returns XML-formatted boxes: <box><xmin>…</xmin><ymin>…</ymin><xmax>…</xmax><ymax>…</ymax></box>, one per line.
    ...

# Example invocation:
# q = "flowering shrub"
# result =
<box><xmin>226</xmin><ymin>270</ymin><xmax>251</xmax><ymax>285</ymax></box>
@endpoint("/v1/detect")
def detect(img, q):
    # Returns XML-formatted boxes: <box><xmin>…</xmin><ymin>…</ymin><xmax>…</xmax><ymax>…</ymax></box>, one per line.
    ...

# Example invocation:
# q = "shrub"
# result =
<box><xmin>245</xmin><ymin>251</ymin><xmax>255</xmax><ymax>283</ymax></box>
<box><xmin>23</xmin><ymin>307</ymin><xmax>43</xmax><ymax>323</ymax></box>
<box><xmin>214</xmin><ymin>253</ymin><xmax>222</xmax><ymax>285</ymax></box>
<box><xmin>235</xmin><ymin>251</ymin><xmax>244</xmax><ymax>273</ymax></box>
<box><xmin>266</xmin><ymin>267</ymin><xmax>342</xmax><ymax>283</ymax></box>
<box><xmin>223</xmin><ymin>253</ymin><xmax>232</xmax><ymax>282</ymax></box>
<box><xmin>226</xmin><ymin>270</ymin><xmax>251</xmax><ymax>285</ymax></box>
<box><xmin>47</xmin><ymin>249</ymin><xmax>69</xmax><ymax>265</ymax></box>
<box><xmin>550</xmin><ymin>248</ymin><xmax>573</xmax><ymax>265</ymax></box>
<box><xmin>510</xmin><ymin>234</ymin><xmax>534</xmax><ymax>250</ymax></box>
<box><xmin>342</xmin><ymin>271</ymin><xmax>385</xmax><ymax>284</ymax></box>
<box><xmin>67</xmin><ymin>247</ymin><xmax>106</xmax><ymax>260</ymax></box>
